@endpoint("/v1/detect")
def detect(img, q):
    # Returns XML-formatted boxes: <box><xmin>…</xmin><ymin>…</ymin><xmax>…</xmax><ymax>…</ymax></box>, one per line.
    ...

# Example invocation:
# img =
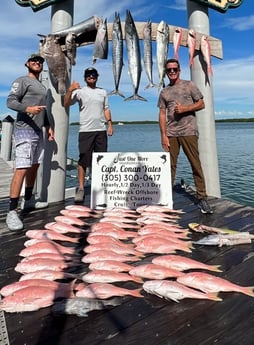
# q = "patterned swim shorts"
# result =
<box><xmin>14</xmin><ymin>128</ymin><xmax>44</xmax><ymax>168</ymax></box>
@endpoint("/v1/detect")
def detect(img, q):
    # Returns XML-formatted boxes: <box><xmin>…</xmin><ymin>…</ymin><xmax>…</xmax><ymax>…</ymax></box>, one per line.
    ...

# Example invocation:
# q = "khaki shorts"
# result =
<box><xmin>14</xmin><ymin>128</ymin><xmax>44</xmax><ymax>168</ymax></box>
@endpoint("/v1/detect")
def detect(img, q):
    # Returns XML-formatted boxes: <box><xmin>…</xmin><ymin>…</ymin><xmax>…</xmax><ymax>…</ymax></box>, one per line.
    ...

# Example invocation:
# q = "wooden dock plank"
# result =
<box><xmin>1</xmin><ymin>183</ymin><xmax>254</xmax><ymax>345</ymax></box>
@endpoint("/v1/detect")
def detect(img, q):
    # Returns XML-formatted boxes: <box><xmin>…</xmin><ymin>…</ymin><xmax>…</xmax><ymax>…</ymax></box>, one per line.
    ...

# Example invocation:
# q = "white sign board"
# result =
<box><xmin>91</xmin><ymin>152</ymin><xmax>172</xmax><ymax>210</ymax></box>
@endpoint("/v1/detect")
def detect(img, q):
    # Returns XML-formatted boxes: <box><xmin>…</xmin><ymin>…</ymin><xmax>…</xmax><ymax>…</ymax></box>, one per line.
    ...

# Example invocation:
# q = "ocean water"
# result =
<box><xmin>67</xmin><ymin>122</ymin><xmax>254</xmax><ymax>207</ymax></box>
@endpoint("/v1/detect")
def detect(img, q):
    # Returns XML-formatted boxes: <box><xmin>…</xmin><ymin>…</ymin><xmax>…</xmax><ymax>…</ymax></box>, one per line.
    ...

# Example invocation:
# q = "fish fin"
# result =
<box><xmin>131</xmin><ymin>288</ymin><xmax>144</xmax><ymax>298</ymax></box>
<box><xmin>206</xmin><ymin>292</ymin><xmax>222</xmax><ymax>301</ymax></box>
<box><xmin>158</xmin><ymin>80</ymin><xmax>165</xmax><ymax>91</ymax></box>
<box><xmin>188</xmin><ymin>223</ymin><xmax>204</xmax><ymax>233</ymax></box>
<box><xmin>144</xmin><ymin>83</ymin><xmax>157</xmax><ymax>90</ymax></box>
<box><xmin>207</xmin><ymin>65</ymin><xmax>213</xmax><ymax>76</ymax></box>
<box><xmin>124</xmin><ymin>94</ymin><xmax>147</xmax><ymax>102</ymax></box>
<box><xmin>217</xmin><ymin>228</ymin><xmax>239</xmax><ymax>235</ymax></box>
<box><xmin>131</xmin><ymin>275</ymin><xmax>143</xmax><ymax>284</ymax></box>
<box><xmin>165</xmin><ymin>296</ymin><xmax>180</xmax><ymax>303</ymax></box>
<box><xmin>72</xmin><ymin>278</ymin><xmax>82</xmax><ymax>288</ymax></box>
<box><xmin>91</xmin><ymin>213</ymin><xmax>101</xmax><ymax>219</ymax></box>
<box><xmin>210</xmin><ymin>265</ymin><xmax>223</xmax><ymax>273</ymax></box>
<box><xmin>137</xmin><ymin>252</ymin><xmax>146</xmax><ymax>258</ymax></box>
<box><xmin>241</xmin><ymin>286</ymin><xmax>254</xmax><ymax>298</ymax></box>
<box><xmin>108</xmin><ymin>90</ymin><xmax>125</xmax><ymax>98</ymax></box>
<box><xmin>69</xmin><ymin>237</ymin><xmax>80</xmax><ymax>244</ymax></box>
<box><xmin>69</xmin><ymin>278</ymin><xmax>79</xmax><ymax>297</ymax></box>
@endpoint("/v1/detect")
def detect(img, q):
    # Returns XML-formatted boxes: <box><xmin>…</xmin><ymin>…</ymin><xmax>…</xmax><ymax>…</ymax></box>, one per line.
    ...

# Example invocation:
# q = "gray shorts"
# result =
<box><xmin>14</xmin><ymin>128</ymin><xmax>44</xmax><ymax>168</ymax></box>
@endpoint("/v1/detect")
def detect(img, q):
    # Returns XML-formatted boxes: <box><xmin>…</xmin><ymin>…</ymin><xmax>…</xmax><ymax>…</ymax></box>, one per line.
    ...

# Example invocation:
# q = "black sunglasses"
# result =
<box><xmin>86</xmin><ymin>73</ymin><xmax>98</xmax><ymax>78</ymax></box>
<box><xmin>29</xmin><ymin>58</ymin><xmax>44</xmax><ymax>64</ymax></box>
<box><xmin>166</xmin><ymin>67</ymin><xmax>179</xmax><ymax>73</ymax></box>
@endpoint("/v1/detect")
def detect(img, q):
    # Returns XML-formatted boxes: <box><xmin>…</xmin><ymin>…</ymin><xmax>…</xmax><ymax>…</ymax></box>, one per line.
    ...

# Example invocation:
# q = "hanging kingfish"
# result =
<box><xmin>156</xmin><ymin>20</ymin><xmax>169</xmax><ymax>89</ymax></box>
<box><xmin>143</xmin><ymin>20</ymin><xmax>156</xmax><ymax>89</ymax></box>
<box><xmin>125</xmin><ymin>10</ymin><xmax>147</xmax><ymax>101</ymax></box>
<box><xmin>108</xmin><ymin>12</ymin><xmax>125</xmax><ymax>98</ymax></box>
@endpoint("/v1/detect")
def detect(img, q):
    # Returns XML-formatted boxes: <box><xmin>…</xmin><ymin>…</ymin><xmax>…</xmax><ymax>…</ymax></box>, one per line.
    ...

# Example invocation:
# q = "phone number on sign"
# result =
<box><xmin>101</xmin><ymin>174</ymin><xmax>161</xmax><ymax>182</ymax></box>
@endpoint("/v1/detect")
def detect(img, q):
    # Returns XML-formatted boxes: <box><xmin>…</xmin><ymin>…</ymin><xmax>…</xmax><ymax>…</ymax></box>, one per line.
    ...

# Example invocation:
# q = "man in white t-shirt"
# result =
<box><xmin>64</xmin><ymin>67</ymin><xmax>113</xmax><ymax>203</ymax></box>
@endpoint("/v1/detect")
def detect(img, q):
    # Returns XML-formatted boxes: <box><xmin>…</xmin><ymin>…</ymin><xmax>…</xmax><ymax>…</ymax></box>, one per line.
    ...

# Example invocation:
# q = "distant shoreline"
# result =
<box><xmin>70</xmin><ymin>118</ymin><xmax>254</xmax><ymax>126</ymax></box>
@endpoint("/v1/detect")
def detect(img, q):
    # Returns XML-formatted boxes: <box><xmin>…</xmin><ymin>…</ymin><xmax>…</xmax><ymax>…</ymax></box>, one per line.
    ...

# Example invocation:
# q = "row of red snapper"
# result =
<box><xmin>1</xmin><ymin>204</ymin><xmax>254</xmax><ymax>314</ymax></box>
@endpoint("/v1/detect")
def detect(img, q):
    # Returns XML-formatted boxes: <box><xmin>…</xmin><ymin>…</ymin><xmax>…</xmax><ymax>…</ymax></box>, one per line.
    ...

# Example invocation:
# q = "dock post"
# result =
<box><xmin>0</xmin><ymin>115</ymin><xmax>14</xmax><ymax>162</ymax></box>
<box><xmin>187</xmin><ymin>0</ymin><xmax>221</xmax><ymax>198</ymax></box>
<box><xmin>40</xmin><ymin>0</ymin><xmax>74</xmax><ymax>203</ymax></box>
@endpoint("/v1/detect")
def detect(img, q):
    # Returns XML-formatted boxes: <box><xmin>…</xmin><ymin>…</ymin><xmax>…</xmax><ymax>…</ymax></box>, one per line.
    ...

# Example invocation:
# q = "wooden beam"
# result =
<box><xmin>55</xmin><ymin>20</ymin><xmax>223</xmax><ymax>60</ymax></box>
<box><xmin>78</xmin><ymin>22</ymin><xmax>223</xmax><ymax>60</ymax></box>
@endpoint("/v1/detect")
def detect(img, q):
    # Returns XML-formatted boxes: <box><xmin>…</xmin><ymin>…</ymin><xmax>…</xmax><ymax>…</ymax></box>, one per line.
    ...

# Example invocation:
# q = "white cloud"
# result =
<box><xmin>212</xmin><ymin>56</ymin><xmax>254</xmax><ymax>110</ymax></box>
<box><xmin>0</xmin><ymin>0</ymin><xmax>253</xmax><ymax>121</ymax></box>
<box><xmin>166</xmin><ymin>0</ymin><xmax>186</xmax><ymax>11</ymax></box>
<box><xmin>221</xmin><ymin>15</ymin><xmax>254</xmax><ymax>31</ymax></box>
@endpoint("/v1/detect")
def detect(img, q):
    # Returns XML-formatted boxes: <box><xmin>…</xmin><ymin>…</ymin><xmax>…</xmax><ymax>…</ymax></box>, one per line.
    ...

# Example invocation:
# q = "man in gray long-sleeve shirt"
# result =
<box><xmin>6</xmin><ymin>53</ymin><xmax>54</xmax><ymax>231</ymax></box>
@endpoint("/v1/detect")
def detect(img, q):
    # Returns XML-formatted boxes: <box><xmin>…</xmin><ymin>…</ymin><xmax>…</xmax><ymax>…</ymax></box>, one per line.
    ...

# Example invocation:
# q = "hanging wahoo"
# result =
<box><xmin>125</xmin><ymin>10</ymin><xmax>147</xmax><ymax>101</ymax></box>
<box><xmin>187</xmin><ymin>29</ymin><xmax>196</xmax><ymax>67</ymax></box>
<box><xmin>173</xmin><ymin>27</ymin><xmax>182</xmax><ymax>60</ymax></box>
<box><xmin>143</xmin><ymin>20</ymin><xmax>156</xmax><ymax>89</ymax></box>
<box><xmin>200</xmin><ymin>35</ymin><xmax>213</xmax><ymax>76</ymax></box>
<box><xmin>92</xmin><ymin>18</ymin><xmax>108</xmax><ymax>64</ymax></box>
<box><xmin>39</xmin><ymin>34</ymin><xmax>67</xmax><ymax>95</ymax></box>
<box><xmin>109</xmin><ymin>12</ymin><xmax>125</xmax><ymax>98</ymax></box>
<box><xmin>156</xmin><ymin>20</ymin><xmax>169</xmax><ymax>89</ymax></box>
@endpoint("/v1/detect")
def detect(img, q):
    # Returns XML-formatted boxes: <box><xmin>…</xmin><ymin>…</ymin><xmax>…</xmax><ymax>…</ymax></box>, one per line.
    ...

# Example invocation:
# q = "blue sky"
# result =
<box><xmin>0</xmin><ymin>0</ymin><xmax>253</xmax><ymax>122</ymax></box>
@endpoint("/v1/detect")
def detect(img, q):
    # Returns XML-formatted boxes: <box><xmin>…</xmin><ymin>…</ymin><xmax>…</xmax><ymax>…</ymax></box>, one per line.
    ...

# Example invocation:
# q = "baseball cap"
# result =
<box><xmin>27</xmin><ymin>53</ymin><xmax>44</xmax><ymax>63</ymax></box>
<box><xmin>84</xmin><ymin>67</ymin><xmax>99</xmax><ymax>78</ymax></box>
